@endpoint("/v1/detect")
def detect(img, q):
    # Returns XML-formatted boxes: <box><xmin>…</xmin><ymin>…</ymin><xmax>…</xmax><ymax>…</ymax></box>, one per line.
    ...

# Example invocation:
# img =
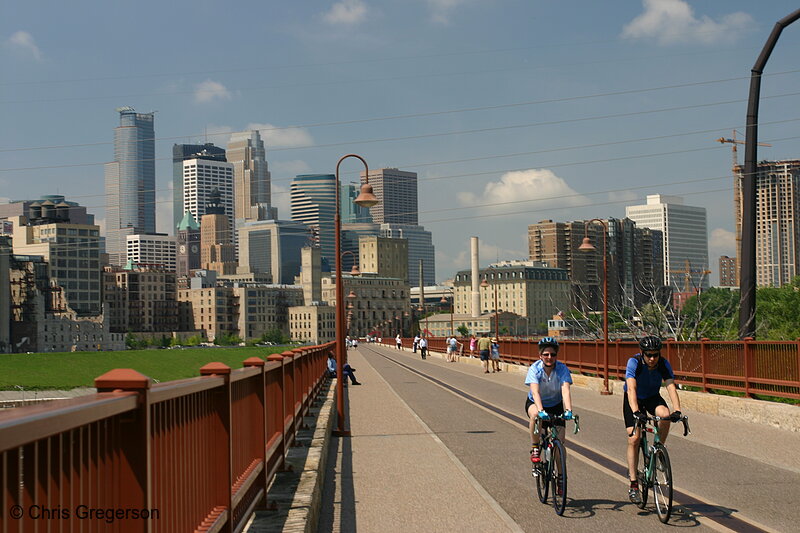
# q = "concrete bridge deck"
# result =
<box><xmin>310</xmin><ymin>342</ymin><xmax>797</xmax><ymax>532</ymax></box>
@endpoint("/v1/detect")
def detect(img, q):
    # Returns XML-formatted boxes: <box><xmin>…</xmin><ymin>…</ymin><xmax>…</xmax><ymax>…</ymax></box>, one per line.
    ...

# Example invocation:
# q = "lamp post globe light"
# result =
<box><xmin>334</xmin><ymin>154</ymin><xmax>379</xmax><ymax>435</ymax></box>
<box><xmin>578</xmin><ymin>219</ymin><xmax>612</xmax><ymax>396</ymax></box>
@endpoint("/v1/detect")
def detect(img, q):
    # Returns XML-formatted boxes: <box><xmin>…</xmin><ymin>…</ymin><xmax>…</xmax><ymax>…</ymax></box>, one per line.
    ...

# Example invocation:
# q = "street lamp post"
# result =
<box><xmin>480</xmin><ymin>274</ymin><xmax>499</xmax><ymax>339</ymax></box>
<box><xmin>334</xmin><ymin>154</ymin><xmax>379</xmax><ymax>435</ymax></box>
<box><xmin>579</xmin><ymin>219</ymin><xmax>612</xmax><ymax>396</ymax></box>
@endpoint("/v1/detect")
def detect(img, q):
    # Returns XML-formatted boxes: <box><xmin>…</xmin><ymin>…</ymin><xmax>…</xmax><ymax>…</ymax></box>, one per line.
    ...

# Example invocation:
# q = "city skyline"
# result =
<box><xmin>4</xmin><ymin>2</ymin><xmax>800</xmax><ymax>285</ymax></box>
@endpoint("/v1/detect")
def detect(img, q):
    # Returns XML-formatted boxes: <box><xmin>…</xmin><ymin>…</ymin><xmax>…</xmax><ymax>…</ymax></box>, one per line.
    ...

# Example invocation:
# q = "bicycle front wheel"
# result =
<box><xmin>637</xmin><ymin>439</ymin><xmax>649</xmax><ymax>509</ymax></box>
<box><xmin>550</xmin><ymin>439</ymin><xmax>568</xmax><ymax>515</ymax></box>
<box><xmin>652</xmin><ymin>444</ymin><xmax>673</xmax><ymax>523</ymax></box>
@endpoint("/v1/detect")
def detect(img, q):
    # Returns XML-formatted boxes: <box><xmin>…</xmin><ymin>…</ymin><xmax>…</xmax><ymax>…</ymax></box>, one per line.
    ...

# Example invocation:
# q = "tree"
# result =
<box><xmin>215</xmin><ymin>332</ymin><xmax>243</xmax><ymax>346</ymax></box>
<box><xmin>261</xmin><ymin>328</ymin><xmax>289</xmax><ymax>345</ymax></box>
<box><xmin>756</xmin><ymin>277</ymin><xmax>800</xmax><ymax>340</ymax></box>
<box><xmin>457</xmin><ymin>324</ymin><xmax>470</xmax><ymax>337</ymax></box>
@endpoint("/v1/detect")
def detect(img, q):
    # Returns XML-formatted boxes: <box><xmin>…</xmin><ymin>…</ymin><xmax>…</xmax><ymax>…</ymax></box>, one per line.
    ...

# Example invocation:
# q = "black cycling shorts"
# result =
<box><xmin>524</xmin><ymin>398</ymin><xmax>566</xmax><ymax>427</ymax></box>
<box><xmin>623</xmin><ymin>393</ymin><xmax>667</xmax><ymax>428</ymax></box>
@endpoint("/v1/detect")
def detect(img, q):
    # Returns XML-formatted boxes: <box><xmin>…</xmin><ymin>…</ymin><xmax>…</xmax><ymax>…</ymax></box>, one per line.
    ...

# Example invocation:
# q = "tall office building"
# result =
<box><xmin>360</xmin><ymin>168</ymin><xmax>418</xmax><ymax>224</ymax></box>
<box><xmin>290</xmin><ymin>174</ymin><xmax>337</xmax><ymax>260</ymax></box>
<box><xmin>229</xmin><ymin>131</ymin><xmax>275</xmax><ymax>223</ymax></box>
<box><xmin>9</xmin><ymin>209</ymin><xmax>102</xmax><ymax>316</ymax></box>
<box><xmin>182</xmin><ymin>158</ymin><xmax>235</xmax><ymax>237</ymax></box>
<box><xmin>341</xmin><ymin>183</ymin><xmax>373</xmax><ymax>223</ymax></box>
<box><xmin>379</xmin><ymin>223</ymin><xmax>436</xmax><ymax>287</ymax></box>
<box><xmin>528</xmin><ymin>218</ymin><xmax>662</xmax><ymax>309</ymax></box>
<box><xmin>237</xmin><ymin>219</ymin><xmax>309</xmax><ymax>285</ymax></box>
<box><xmin>734</xmin><ymin>160</ymin><xmax>800</xmax><ymax>287</ymax></box>
<box><xmin>172</xmin><ymin>143</ymin><xmax>226</xmax><ymax>231</ymax></box>
<box><xmin>105</xmin><ymin>107</ymin><xmax>156</xmax><ymax>266</ymax></box>
<box><xmin>626</xmin><ymin>195</ymin><xmax>709</xmax><ymax>290</ymax></box>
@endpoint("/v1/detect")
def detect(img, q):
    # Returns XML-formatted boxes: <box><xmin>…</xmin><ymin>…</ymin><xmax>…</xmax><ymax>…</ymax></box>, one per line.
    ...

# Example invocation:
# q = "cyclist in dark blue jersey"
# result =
<box><xmin>624</xmin><ymin>336</ymin><xmax>682</xmax><ymax>504</ymax></box>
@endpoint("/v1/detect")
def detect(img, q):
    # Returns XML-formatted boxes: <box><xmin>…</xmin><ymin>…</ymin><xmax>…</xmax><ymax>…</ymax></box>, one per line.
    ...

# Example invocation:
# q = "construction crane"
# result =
<box><xmin>668</xmin><ymin>259</ymin><xmax>711</xmax><ymax>293</ymax></box>
<box><xmin>716</xmin><ymin>130</ymin><xmax>771</xmax><ymax>169</ymax></box>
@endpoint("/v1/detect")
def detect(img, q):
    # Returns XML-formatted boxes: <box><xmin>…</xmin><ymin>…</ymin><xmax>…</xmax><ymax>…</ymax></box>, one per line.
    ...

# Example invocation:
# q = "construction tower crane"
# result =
<box><xmin>668</xmin><ymin>259</ymin><xmax>711</xmax><ymax>293</ymax></box>
<box><xmin>716</xmin><ymin>130</ymin><xmax>771</xmax><ymax>169</ymax></box>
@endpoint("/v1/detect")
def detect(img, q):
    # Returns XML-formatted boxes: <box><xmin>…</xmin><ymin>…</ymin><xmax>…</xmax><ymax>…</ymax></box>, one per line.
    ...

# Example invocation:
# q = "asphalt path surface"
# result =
<box><xmin>356</xmin><ymin>344</ymin><xmax>797</xmax><ymax>532</ymax></box>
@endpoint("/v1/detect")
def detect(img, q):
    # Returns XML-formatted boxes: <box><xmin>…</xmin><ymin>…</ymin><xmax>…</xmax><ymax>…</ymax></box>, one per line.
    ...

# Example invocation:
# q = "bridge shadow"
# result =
<box><xmin>559</xmin><ymin>498</ymin><xmax>703</xmax><ymax>527</ymax></box>
<box><xmin>317</xmin><ymin>384</ymin><xmax>357</xmax><ymax>533</ymax></box>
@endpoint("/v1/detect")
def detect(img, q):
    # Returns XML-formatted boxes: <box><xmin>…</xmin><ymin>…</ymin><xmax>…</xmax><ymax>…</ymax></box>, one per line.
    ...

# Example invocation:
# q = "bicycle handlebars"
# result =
<box><xmin>629</xmin><ymin>413</ymin><xmax>691</xmax><ymax>437</ymax></box>
<box><xmin>536</xmin><ymin>414</ymin><xmax>581</xmax><ymax>434</ymax></box>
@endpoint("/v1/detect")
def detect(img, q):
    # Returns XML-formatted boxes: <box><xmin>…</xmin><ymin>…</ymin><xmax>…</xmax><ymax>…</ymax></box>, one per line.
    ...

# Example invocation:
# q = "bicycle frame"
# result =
<box><xmin>633</xmin><ymin>414</ymin><xmax>689</xmax><ymax>482</ymax></box>
<box><xmin>631</xmin><ymin>413</ymin><xmax>690</xmax><ymax>523</ymax></box>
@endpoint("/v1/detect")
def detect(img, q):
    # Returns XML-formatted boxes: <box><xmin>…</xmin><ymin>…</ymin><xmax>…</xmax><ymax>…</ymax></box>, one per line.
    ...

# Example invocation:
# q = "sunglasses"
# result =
<box><xmin>541</xmin><ymin>352</ymin><xmax>558</xmax><ymax>357</ymax></box>
<box><xmin>643</xmin><ymin>351</ymin><xmax>660</xmax><ymax>358</ymax></box>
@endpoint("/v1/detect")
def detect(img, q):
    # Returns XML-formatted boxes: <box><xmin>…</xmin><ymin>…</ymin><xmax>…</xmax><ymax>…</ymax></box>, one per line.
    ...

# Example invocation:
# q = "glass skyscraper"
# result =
<box><xmin>104</xmin><ymin>107</ymin><xmax>156</xmax><ymax>266</ymax></box>
<box><xmin>172</xmin><ymin>143</ymin><xmax>226</xmax><ymax>230</ymax></box>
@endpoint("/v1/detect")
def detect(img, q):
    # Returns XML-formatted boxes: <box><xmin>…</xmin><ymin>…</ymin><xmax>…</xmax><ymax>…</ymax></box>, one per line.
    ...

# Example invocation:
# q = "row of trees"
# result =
<box><xmin>125</xmin><ymin>328</ymin><xmax>292</xmax><ymax>350</ymax></box>
<box><xmin>569</xmin><ymin>277</ymin><xmax>800</xmax><ymax>341</ymax></box>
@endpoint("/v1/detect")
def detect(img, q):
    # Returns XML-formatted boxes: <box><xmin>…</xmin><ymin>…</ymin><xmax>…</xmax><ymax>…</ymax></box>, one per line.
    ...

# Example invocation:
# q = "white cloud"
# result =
<box><xmin>193</xmin><ymin>80</ymin><xmax>232</xmax><ymax>104</ymax></box>
<box><xmin>457</xmin><ymin>168</ymin><xmax>588</xmax><ymax>212</ymax></box>
<box><xmin>271</xmin><ymin>159</ymin><xmax>311</xmax><ymax>176</ymax></box>
<box><xmin>95</xmin><ymin>217</ymin><xmax>106</xmax><ymax>237</ymax></box>
<box><xmin>156</xmin><ymin>192</ymin><xmax>173</xmax><ymax>235</ymax></box>
<box><xmin>323</xmin><ymin>0</ymin><xmax>368</xmax><ymax>25</ymax></box>
<box><xmin>271</xmin><ymin>183</ymin><xmax>292</xmax><ymax>220</ymax></box>
<box><xmin>607</xmin><ymin>189</ymin><xmax>639</xmax><ymax>203</ymax></box>
<box><xmin>7</xmin><ymin>30</ymin><xmax>42</xmax><ymax>61</ymax></box>
<box><xmin>622</xmin><ymin>0</ymin><xmax>753</xmax><ymax>45</ymax></box>
<box><xmin>427</xmin><ymin>0</ymin><xmax>467</xmax><ymax>25</ymax></box>
<box><xmin>709</xmin><ymin>227</ymin><xmax>736</xmax><ymax>256</ymax></box>
<box><xmin>246</xmin><ymin>123</ymin><xmax>314</xmax><ymax>148</ymax></box>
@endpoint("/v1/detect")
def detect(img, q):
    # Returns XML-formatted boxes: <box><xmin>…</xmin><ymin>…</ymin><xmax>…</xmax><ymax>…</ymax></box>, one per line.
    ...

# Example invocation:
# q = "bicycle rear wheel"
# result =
<box><xmin>535</xmin><ymin>454</ymin><xmax>549</xmax><ymax>503</ymax></box>
<box><xmin>550</xmin><ymin>439</ymin><xmax>568</xmax><ymax>515</ymax></box>
<box><xmin>636</xmin><ymin>439</ymin><xmax>649</xmax><ymax>509</ymax></box>
<box><xmin>652</xmin><ymin>444</ymin><xmax>673</xmax><ymax>523</ymax></box>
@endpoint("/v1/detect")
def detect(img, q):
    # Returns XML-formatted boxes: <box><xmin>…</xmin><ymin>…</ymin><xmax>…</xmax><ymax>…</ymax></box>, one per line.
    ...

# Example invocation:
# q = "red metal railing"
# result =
<box><xmin>0</xmin><ymin>342</ymin><xmax>333</xmax><ymax>533</ymax></box>
<box><xmin>388</xmin><ymin>337</ymin><xmax>800</xmax><ymax>401</ymax></box>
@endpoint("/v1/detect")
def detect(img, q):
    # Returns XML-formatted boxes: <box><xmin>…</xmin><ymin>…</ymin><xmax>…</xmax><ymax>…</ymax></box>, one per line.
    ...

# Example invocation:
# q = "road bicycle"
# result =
<box><xmin>631</xmin><ymin>413</ymin><xmax>690</xmax><ymax>523</ymax></box>
<box><xmin>532</xmin><ymin>414</ymin><xmax>580</xmax><ymax>516</ymax></box>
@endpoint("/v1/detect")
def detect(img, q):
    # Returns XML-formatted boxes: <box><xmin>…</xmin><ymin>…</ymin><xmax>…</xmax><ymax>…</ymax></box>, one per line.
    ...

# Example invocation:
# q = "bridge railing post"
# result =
<box><xmin>243</xmin><ymin>357</ymin><xmax>268</xmax><ymax>507</ymax></box>
<box><xmin>199</xmin><ymin>362</ymin><xmax>233</xmax><ymax>533</ymax></box>
<box><xmin>94</xmin><ymin>368</ymin><xmax>153</xmax><ymax>533</ymax></box>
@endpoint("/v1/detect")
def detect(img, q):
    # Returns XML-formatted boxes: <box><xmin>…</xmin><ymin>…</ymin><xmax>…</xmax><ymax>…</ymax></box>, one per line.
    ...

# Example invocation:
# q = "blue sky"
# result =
<box><xmin>3</xmin><ymin>1</ymin><xmax>800</xmax><ymax>286</ymax></box>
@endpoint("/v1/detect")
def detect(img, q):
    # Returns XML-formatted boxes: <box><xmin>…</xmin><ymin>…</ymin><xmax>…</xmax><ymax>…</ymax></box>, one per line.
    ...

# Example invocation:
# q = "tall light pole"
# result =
<box><xmin>740</xmin><ymin>8</ymin><xmax>800</xmax><ymax>339</ymax></box>
<box><xmin>579</xmin><ymin>219</ymin><xmax>612</xmax><ymax>395</ymax></box>
<box><xmin>480</xmin><ymin>274</ymin><xmax>499</xmax><ymax>339</ymax></box>
<box><xmin>334</xmin><ymin>154</ymin><xmax>379</xmax><ymax>436</ymax></box>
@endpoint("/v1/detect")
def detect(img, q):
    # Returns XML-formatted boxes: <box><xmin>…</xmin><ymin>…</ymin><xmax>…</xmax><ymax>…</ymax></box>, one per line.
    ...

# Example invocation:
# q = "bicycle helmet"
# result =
<box><xmin>538</xmin><ymin>337</ymin><xmax>559</xmax><ymax>353</ymax></box>
<box><xmin>638</xmin><ymin>336</ymin><xmax>662</xmax><ymax>352</ymax></box>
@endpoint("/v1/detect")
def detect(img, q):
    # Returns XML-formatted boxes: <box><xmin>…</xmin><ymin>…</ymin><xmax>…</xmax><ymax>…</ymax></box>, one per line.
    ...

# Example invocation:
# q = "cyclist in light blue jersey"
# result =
<box><xmin>525</xmin><ymin>337</ymin><xmax>574</xmax><ymax>464</ymax></box>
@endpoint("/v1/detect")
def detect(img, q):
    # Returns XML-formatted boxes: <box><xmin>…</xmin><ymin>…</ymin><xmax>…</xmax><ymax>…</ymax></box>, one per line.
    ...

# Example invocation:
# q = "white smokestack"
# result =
<box><xmin>471</xmin><ymin>236</ymin><xmax>480</xmax><ymax>318</ymax></box>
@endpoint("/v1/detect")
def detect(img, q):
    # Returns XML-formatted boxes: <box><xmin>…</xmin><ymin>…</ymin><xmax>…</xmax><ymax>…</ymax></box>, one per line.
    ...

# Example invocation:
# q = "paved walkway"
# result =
<box><xmin>318</xmin><ymin>347</ymin><xmax>522</xmax><ymax>533</ymax></box>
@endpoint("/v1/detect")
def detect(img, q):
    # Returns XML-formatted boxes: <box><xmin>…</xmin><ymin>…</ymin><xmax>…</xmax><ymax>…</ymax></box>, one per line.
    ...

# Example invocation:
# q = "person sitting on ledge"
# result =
<box><xmin>327</xmin><ymin>353</ymin><xmax>361</xmax><ymax>385</ymax></box>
